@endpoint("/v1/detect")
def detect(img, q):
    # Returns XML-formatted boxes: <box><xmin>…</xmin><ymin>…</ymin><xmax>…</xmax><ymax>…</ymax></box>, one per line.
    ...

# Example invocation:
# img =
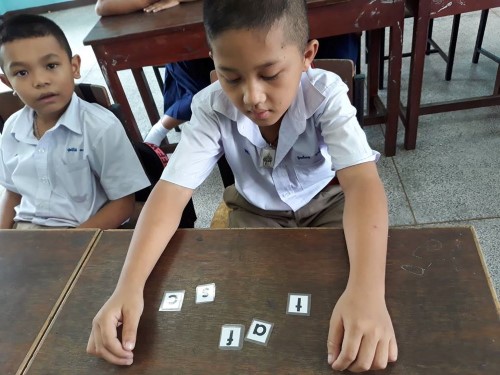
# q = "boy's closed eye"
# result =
<box><xmin>222</xmin><ymin>72</ymin><xmax>281</xmax><ymax>85</ymax></box>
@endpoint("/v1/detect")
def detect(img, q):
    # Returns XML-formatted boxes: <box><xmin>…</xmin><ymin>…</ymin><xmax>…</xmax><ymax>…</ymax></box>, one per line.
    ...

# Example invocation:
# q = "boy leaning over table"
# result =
<box><xmin>87</xmin><ymin>0</ymin><xmax>398</xmax><ymax>372</ymax></box>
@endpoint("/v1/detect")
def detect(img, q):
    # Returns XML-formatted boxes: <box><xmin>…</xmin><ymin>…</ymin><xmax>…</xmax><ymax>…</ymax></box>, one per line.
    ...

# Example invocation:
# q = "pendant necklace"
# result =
<box><xmin>260</xmin><ymin>134</ymin><xmax>279</xmax><ymax>169</ymax></box>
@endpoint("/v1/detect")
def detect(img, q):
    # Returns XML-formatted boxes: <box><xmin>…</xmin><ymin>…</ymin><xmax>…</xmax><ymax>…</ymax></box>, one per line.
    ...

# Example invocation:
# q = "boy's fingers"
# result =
<box><xmin>348</xmin><ymin>335</ymin><xmax>378</xmax><ymax>372</ymax></box>
<box><xmin>370</xmin><ymin>338</ymin><xmax>389</xmax><ymax>370</ymax></box>
<box><xmin>389</xmin><ymin>336</ymin><xmax>398</xmax><ymax>362</ymax></box>
<box><xmin>99</xmin><ymin>319</ymin><xmax>132</xmax><ymax>359</ymax></box>
<box><xmin>326</xmin><ymin>315</ymin><xmax>343</xmax><ymax>365</ymax></box>
<box><xmin>121</xmin><ymin>308</ymin><xmax>142</xmax><ymax>352</ymax></box>
<box><xmin>93</xmin><ymin>326</ymin><xmax>133</xmax><ymax>366</ymax></box>
<box><xmin>331</xmin><ymin>328</ymin><xmax>362</xmax><ymax>371</ymax></box>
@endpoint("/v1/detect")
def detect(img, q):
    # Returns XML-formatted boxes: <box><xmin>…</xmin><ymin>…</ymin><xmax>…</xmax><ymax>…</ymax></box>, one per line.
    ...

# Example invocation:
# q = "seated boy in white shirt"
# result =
<box><xmin>87</xmin><ymin>0</ymin><xmax>398</xmax><ymax>372</ymax></box>
<box><xmin>0</xmin><ymin>14</ymin><xmax>150</xmax><ymax>229</ymax></box>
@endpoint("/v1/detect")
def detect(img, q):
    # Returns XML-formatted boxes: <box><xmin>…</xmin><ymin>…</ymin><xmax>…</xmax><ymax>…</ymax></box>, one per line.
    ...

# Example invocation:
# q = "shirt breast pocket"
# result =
<box><xmin>294</xmin><ymin>153</ymin><xmax>333</xmax><ymax>189</ymax></box>
<box><xmin>57</xmin><ymin>159</ymin><xmax>92</xmax><ymax>203</ymax></box>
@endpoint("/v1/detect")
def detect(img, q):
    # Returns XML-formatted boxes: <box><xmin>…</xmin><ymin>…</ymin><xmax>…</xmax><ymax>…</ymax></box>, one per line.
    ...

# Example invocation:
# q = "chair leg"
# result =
<box><xmin>153</xmin><ymin>66</ymin><xmax>164</xmax><ymax>92</ymax></box>
<box><xmin>426</xmin><ymin>19</ymin><xmax>434</xmax><ymax>55</ymax></box>
<box><xmin>444</xmin><ymin>14</ymin><xmax>461</xmax><ymax>81</ymax></box>
<box><xmin>472</xmin><ymin>9</ymin><xmax>489</xmax><ymax>64</ymax></box>
<box><xmin>379</xmin><ymin>28</ymin><xmax>385</xmax><ymax>90</ymax></box>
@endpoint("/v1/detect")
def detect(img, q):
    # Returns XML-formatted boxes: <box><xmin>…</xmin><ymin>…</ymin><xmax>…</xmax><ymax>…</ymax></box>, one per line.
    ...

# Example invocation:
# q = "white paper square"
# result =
<box><xmin>159</xmin><ymin>290</ymin><xmax>185</xmax><ymax>311</ymax></box>
<box><xmin>196</xmin><ymin>283</ymin><xmax>216</xmax><ymax>304</ymax></box>
<box><xmin>245</xmin><ymin>319</ymin><xmax>274</xmax><ymax>346</ymax></box>
<box><xmin>286</xmin><ymin>293</ymin><xmax>311</xmax><ymax>316</ymax></box>
<box><xmin>219</xmin><ymin>324</ymin><xmax>245</xmax><ymax>350</ymax></box>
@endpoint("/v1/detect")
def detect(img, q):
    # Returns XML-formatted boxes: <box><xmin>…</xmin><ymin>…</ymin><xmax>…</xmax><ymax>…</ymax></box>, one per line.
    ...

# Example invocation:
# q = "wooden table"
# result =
<box><xmin>83</xmin><ymin>0</ymin><xmax>405</xmax><ymax>156</ymax></box>
<box><xmin>0</xmin><ymin>229</ymin><xmax>100</xmax><ymax>375</ymax></box>
<box><xmin>401</xmin><ymin>0</ymin><xmax>500</xmax><ymax>150</ymax></box>
<box><xmin>25</xmin><ymin>227</ymin><xmax>500</xmax><ymax>374</ymax></box>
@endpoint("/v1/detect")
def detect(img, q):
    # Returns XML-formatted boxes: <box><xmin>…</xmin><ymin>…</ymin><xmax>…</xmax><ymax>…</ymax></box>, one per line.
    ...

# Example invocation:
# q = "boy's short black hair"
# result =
<box><xmin>203</xmin><ymin>0</ymin><xmax>309</xmax><ymax>51</ymax></box>
<box><xmin>0</xmin><ymin>14</ymin><xmax>72</xmax><ymax>68</ymax></box>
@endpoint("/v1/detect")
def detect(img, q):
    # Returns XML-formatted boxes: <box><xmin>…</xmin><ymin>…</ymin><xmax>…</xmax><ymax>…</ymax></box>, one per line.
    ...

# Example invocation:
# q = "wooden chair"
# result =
<box><xmin>210</xmin><ymin>59</ymin><xmax>365</xmax><ymax>228</ymax></box>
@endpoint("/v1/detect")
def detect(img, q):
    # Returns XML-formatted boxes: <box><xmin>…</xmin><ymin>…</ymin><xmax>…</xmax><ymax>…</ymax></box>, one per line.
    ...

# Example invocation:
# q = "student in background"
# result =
<box><xmin>87</xmin><ymin>0</ymin><xmax>397</xmax><ymax>372</ymax></box>
<box><xmin>95</xmin><ymin>0</ymin><xmax>214</xmax><ymax>146</ymax></box>
<box><xmin>0</xmin><ymin>14</ymin><xmax>150</xmax><ymax>229</ymax></box>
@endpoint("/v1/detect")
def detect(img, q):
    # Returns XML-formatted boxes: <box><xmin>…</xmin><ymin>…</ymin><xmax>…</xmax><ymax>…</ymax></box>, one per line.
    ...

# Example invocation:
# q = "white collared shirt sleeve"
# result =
<box><xmin>314</xmin><ymin>74</ymin><xmax>379</xmax><ymax>170</ymax></box>
<box><xmin>161</xmin><ymin>91</ymin><xmax>224</xmax><ymax>189</ymax></box>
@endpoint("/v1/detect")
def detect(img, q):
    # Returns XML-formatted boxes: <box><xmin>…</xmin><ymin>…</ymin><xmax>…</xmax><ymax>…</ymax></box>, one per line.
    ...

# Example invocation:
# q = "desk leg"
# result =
<box><xmin>385</xmin><ymin>19</ymin><xmax>404</xmax><ymax>157</ymax></box>
<box><xmin>132</xmin><ymin>68</ymin><xmax>161</xmax><ymax>125</ymax></box>
<box><xmin>494</xmin><ymin>65</ymin><xmax>500</xmax><ymax>95</ymax></box>
<box><xmin>97</xmin><ymin>62</ymin><xmax>143</xmax><ymax>142</ymax></box>
<box><xmin>403</xmin><ymin>2</ymin><xmax>431</xmax><ymax>151</ymax></box>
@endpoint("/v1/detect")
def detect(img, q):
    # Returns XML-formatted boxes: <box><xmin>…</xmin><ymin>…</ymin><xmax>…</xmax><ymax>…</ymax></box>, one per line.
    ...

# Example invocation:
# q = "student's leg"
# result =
<box><xmin>316</xmin><ymin>34</ymin><xmax>360</xmax><ymax>64</ymax></box>
<box><xmin>295</xmin><ymin>185</ymin><xmax>345</xmax><ymax>228</ymax></box>
<box><xmin>144</xmin><ymin>115</ymin><xmax>184</xmax><ymax>145</ymax></box>
<box><xmin>223</xmin><ymin>185</ymin><xmax>295</xmax><ymax>228</ymax></box>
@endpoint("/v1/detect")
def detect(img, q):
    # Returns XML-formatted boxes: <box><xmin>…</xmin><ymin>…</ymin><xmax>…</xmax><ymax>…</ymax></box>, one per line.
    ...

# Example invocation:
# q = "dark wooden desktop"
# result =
<box><xmin>401</xmin><ymin>0</ymin><xmax>500</xmax><ymax>150</ymax></box>
<box><xmin>83</xmin><ymin>0</ymin><xmax>404</xmax><ymax>156</ymax></box>
<box><xmin>25</xmin><ymin>227</ymin><xmax>500</xmax><ymax>374</ymax></box>
<box><xmin>0</xmin><ymin>229</ymin><xmax>99</xmax><ymax>375</ymax></box>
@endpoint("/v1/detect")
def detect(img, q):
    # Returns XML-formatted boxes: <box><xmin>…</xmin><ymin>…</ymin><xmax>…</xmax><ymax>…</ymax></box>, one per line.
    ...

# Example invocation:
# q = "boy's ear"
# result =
<box><xmin>0</xmin><ymin>73</ymin><xmax>13</xmax><ymax>89</ymax></box>
<box><xmin>71</xmin><ymin>55</ymin><xmax>82</xmax><ymax>79</ymax></box>
<box><xmin>302</xmin><ymin>39</ymin><xmax>319</xmax><ymax>71</ymax></box>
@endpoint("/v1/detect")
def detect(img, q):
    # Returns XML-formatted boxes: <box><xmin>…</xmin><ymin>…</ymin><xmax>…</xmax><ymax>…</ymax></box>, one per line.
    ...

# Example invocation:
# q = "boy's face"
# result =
<box><xmin>210</xmin><ymin>22</ymin><xmax>317</xmax><ymax>127</ymax></box>
<box><xmin>0</xmin><ymin>35</ymin><xmax>80</xmax><ymax>121</ymax></box>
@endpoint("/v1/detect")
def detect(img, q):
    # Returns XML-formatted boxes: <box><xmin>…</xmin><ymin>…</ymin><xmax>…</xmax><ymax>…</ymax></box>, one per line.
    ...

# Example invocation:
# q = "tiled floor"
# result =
<box><xmin>1</xmin><ymin>5</ymin><xmax>499</xmax><ymax>297</ymax></box>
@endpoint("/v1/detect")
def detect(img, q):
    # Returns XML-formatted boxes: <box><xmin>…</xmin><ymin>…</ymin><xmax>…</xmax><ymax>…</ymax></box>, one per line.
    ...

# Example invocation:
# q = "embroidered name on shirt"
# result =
<box><xmin>297</xmin><ymin>155</ymin><xmax>311</xmax><ymax>160</ymax></box>
<box><xmin>67</xmin><ymin>148</ymin><xmax>77</xmax><ymax>152</ymax></box>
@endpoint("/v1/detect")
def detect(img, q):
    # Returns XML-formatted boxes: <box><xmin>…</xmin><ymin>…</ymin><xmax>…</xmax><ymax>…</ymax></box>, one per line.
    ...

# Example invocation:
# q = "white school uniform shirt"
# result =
<box><xmin>0</xmin><ymin>93</ymin><xmax>150</xmax><ymax>227</ymax></box>
<box><xmin>163</xmin><ymin>68</ymin><xmax>379</xmax><ymax>211</ymax></box>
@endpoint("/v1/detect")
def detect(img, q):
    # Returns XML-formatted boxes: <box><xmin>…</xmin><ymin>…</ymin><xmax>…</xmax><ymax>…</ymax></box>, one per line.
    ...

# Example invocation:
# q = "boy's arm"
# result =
<box><xmin>327</xmin><ymin>162</ymin><xmax>398</xmax><ymax>372</ymax></box>
<box><xmin>87</xmin><ymin>180</ymin><xmax>193</xmax><ymax>365</ymax></box>
<box><xmin>95</xmin><ymin>0</ymin><xmax>158</xmax><ymax>16</ymax></box>
<box><xmin>95</xmin><ymin>0</ymin><xmax>198</xmax><ymax>16</ymax></box>
<box><xmin>0</xmin><ymin>189</ymin><xmax>21</xmax><ymax>229</ymax></box>
<box><xmin>78</xmin><ymin>194</ymin><xmax>135</xmax><ymax>229</ymax></box>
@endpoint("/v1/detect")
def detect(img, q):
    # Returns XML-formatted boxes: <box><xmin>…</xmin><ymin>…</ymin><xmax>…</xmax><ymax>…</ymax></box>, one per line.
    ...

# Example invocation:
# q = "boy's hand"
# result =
<box><xmin>143</xmin><ymin>0</ymin><xmax>180</xmax><ymax>13</ymax></box>
<box><xmin>87</xmin><ymin>290</ymin><xmax>144</xmax><ymax>365</ymax></box>
<box><xmin>327</xmin><ymin>289</ymin><xmax>398</xmax><ymax>372</ymax></box>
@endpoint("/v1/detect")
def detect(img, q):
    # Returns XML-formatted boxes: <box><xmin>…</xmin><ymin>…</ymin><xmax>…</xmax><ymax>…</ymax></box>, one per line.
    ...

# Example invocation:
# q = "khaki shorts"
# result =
<box><xmin>223</xmin><ymin>184</ymin><xmax>344</xmax><ymax>228</ymax></box>
<box><xmin>13</xmin><ymin>222</ymin><xmax>72</xmax><ymax>230</ymax></box>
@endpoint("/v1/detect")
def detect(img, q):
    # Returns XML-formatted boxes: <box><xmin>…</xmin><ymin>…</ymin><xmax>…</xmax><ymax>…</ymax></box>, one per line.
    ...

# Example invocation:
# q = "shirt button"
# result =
<box><xmin>38</xmin><ymin>148</ymin><xmax>45</xmax><ymax>153</ymax></box>
<box><xmin>41</xmin><ymin>177</ymin><xmax>48</xmax><ymax>184</ymax></box>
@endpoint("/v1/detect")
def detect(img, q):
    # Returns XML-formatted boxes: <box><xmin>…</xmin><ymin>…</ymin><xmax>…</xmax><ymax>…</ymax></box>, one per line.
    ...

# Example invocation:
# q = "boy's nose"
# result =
<box><xmin>33</xmin><ymin>72</ymin><xmax>50</xmax><ymax>88</ymax></box>
<box><xmin>243</xmin><ymin>81</ymin><xmax>265</xmax><ymax>107</ymax></box>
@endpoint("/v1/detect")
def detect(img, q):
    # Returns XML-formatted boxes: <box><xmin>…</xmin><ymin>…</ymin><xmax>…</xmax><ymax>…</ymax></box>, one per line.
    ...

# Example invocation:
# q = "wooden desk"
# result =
<box><xmin>25</xmin><ymin>227</ymin><xmax>500</xmax><ymax>374</ymax></box>
<box><xmin>401</xmin><ymin>0</ymin><xmax>500</xmax><ymax>150</ymax></box>
<box><xmin>0</xmin><ymin>229</ymin><xmax>100</xmax><ymax>375</ymax></box>
<box><xmin>83</xmin><ymin>0</ymin><xmax>404</xmax><ymax>156</ymax></box>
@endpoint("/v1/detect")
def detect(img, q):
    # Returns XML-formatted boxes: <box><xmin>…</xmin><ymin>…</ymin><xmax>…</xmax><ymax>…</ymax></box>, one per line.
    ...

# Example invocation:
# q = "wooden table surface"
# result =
<box><xmin>25</xmin><ymin>227</ymin><xmax>500</xmax><ymax>374</ymax></box>
<box><xmin>83</xmin><ymin>0</ymin><xmax>404</xmax><ymax>156</ymax></box>
<box><xmin>0</xmin><ymin>229</ymin><xmax>100</xmax><ymax>375</ymax></box>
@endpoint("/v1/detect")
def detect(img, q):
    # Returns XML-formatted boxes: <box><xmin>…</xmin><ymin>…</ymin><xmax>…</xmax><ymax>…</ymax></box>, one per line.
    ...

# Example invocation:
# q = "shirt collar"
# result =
<box><xmin>11</xmin><ymin>92</ymin><xmax>83</xmax><ymax>142</ymax></box>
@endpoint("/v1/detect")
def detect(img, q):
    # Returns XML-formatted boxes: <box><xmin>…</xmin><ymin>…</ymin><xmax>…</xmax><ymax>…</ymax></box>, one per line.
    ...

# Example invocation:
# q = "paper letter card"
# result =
<box><xmin>286</xmin><ymin>293</ymin><xmax>311</xmax><ymax>316</ymax></box>
<box><xmin>245</xmin><ymin>318</ymin><xmax>274</xmax><ymax>346</ymax></box>
<box><xmin>219</xmin><ymin>324</ymin><xmax>245</xmax><ymax>350</ymax></box>
<box><xmin>159</xmin><ymin>290</ymin><xmax>185</xmax><ymax>311</ymax></box>
<box><xmin>196</xmin><ymin>283</ymin><xmax>216</xmax><ymax>304</ymax></box>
